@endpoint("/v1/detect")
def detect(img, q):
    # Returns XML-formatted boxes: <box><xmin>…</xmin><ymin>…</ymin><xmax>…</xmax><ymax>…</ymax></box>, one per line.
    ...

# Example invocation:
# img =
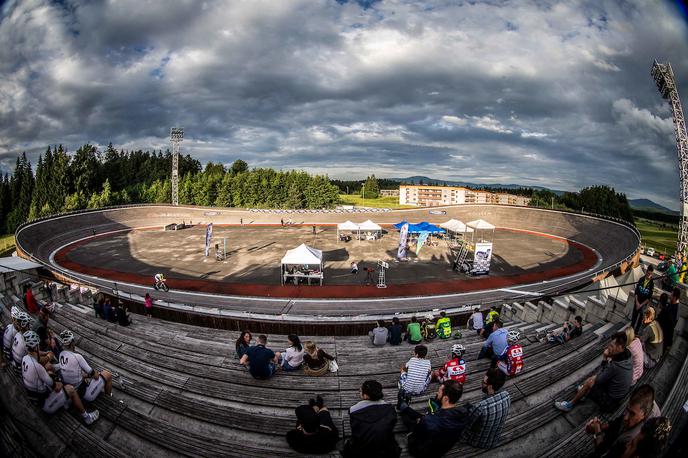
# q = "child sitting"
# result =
<box><xmin>397</xmin><ymin>345</ymin><xmax>432</xmax><ymax>409</ymax></box>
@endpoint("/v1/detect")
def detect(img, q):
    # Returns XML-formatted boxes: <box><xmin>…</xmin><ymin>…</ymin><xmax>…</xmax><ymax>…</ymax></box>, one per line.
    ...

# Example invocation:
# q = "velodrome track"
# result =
<box><xmin>15</xmin><ymin>204</ymin><xmax>640</xmax><ymax>321</ymax></box>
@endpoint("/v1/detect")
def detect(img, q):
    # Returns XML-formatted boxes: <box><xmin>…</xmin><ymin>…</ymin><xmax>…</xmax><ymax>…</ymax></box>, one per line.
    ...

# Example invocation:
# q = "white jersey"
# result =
<box><xmin>3</xmin><ymin>323</ymin><xmax>17</xmax><ymax>351</ymax></box>
<box><xmin>57</xmin><ymin>350</ymin><xmax>93</xmax><ymax>386</ymax></box>
<box><xmin>470</xmin><ymin>312</ymin><xmax>484</xmax><ymax>330</ymax></box>
<box><xmin>22</xmin><ymin>354</ymin><xmax>54</xmax><ymax>393</ymax></box>
<box><xmin>12</xmin><ymin>332</ymin><xmax>27</xmax><ymax>365</ymax></box>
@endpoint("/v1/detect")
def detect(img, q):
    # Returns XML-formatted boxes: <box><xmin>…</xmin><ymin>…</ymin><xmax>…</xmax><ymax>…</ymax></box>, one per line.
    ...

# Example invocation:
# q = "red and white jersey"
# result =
<box><xmin>440</xmin><ymin>358</ymin><xmax>467</xmax><ymax>383</ymax></box>
<box><xmin>498</xmin><ymin>344</ymin><xmax>524</xmax><ymax>376</ymax></box>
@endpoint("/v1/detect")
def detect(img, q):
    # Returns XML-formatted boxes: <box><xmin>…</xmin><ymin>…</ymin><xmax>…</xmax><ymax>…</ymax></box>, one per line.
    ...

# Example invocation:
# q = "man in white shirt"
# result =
<box><xmin>22</xmin><ymin>331</ymin><xmax>99</xmax><ymax>424</ymax></box>
<box><xmin>11</xmin><ymin>312</ymin><xmax>33</xmax><ymax>370</ymax></box>
<box><xmin>57</xmin><ymin>330</ymin><xmax>113</xmax><ymax>401</ymax></box>
<box><xmin>2</xmin><ymin>307</ymin><xmax>21</xmax><ymax>366</ymax></box>
<box><xmin>468</xmin><ymin>308</ymin><xmax>484</xmax><ymax>335</ymax></box>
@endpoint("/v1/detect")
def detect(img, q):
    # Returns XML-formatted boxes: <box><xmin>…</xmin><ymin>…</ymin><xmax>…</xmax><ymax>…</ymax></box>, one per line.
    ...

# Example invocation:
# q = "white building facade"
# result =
<box><xmin>399</xmin><ymin>185</ymin><xmax>530</xmax><ymax>207</ymax></box>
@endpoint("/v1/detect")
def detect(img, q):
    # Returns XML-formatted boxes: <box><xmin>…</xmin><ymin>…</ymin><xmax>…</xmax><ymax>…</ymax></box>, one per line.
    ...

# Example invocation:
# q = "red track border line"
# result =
<box><xmin>53</xmin><ymin>226</ymin><xmax>598</xmax><ymax>299</ymax></box>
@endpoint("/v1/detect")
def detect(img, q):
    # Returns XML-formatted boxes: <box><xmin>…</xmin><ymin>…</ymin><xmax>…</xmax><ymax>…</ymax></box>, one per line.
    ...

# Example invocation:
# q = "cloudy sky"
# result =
<box><xmin>1</xmin><ymin>0</ymin><xmax>687</xmax><ymax>208</ymax></box>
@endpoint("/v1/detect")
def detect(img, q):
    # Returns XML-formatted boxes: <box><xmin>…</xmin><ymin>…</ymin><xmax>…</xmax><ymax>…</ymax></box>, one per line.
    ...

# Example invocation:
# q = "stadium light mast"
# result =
<box><xmin>652</xmin><ymin>61</ymin><xmax>688</xmax><ymax>253</ymax></box>
<box><xmin>170</xmin><ymin>127</ymin><xmax>184</xmax><ymax>206</ymax></box>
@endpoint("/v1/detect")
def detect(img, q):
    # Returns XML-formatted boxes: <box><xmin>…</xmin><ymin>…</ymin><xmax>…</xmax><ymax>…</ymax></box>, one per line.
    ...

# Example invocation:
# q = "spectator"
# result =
<box><xmin>303</xmin><ymin>341</ymin><xmax>335</xmax><ymax>376</ymax></box>
<box><xmin>94</xmin><ymin>296</ymin><xmax>104</xmax><ymax>319</ymax></box>
<box><xmin>406</xmin><ymin>316</ymin><xmax>423</xmax><ymax>344</ymax></box>
<box><xmin>624</xmin><ymin>327</ymin><xmax>644</xmax><ymax>386</ymax></box>
<box><xmin>239</xmin><ymin>335</ymin><xmax>281</xmax><ymax>380</ymax></box>
<box><xmin>280</xmin><ymin>334</ymin><xmax>304</xmax><ymax>371</ymax></box>
<box><xmin>25</xmin><ymin>286</ymin><xmax>39</xmax><ymax>314</ymax></box>
<box><xmin>555</xmin><ymin>332</ymin><xmax>632</xmax><ymax>413</ymax></box>
<box><xmin>468</xmin><ymin>307</ymin><xmax>484</xmax><ymax>335</ymax></box>
<box><xmin>496</xmin><ymin>330</ymin><xmax>524</xmax><ymax>377</ymax></box>
<box><xmin>342</xmin><ymin>380</ymin><xmax>400</xmax><ymax>457</ymax></box>
<box><xmin>640</xmin><ymin>307</ymin><xmax>663</xmax><ymax>369</ymax></box>
<box><xmin>661</xmin><ymin>258</ymin><xmax>679</xmax><ymax>291</ymax></box>
<box><xmin>547</xmin><ymin>316</ymin><xmax>583</xmax><ymax>344</ymax></box>
<box><xmin>478</xmin><ymin>319</ymin><xmax>507</xmax><ymax>360</ymax></box>
<box><xmin>622</xmin><ymin>416</ymin><xmax>671</xmax><ymax>458</ymax></box>
<box><xmin>32</xmin><ymin>303</ymin><xmax>60</xmax><ymax>358</ymax></box>
<box><xmin>435</xmin><ymin>311</ymin><xmax>452</xmax><ymax>339</ymax></box>
<box><xmin>657</xmin><ymin>287</ymin><xmax>679</xmax><ymax>354</ymax></box>
<box><xmin>461</xmin><ymin>368</ymin><xmax>511</xmax><ymax>449</ymax></box>
<box><xmin>369</xmin><ymin>320</ymin><xmax>389</xmax><ymax>346</ymax></box>
<box><xmin>432</xmin><ymin>344</ymin><xmax>467</xmax><ymax>386</ymax></box>
<box><xmin>481</xmin><ymin>306</ymin><xmax>500</xmax><ymax>338</ymax></box>
<box><xmin>397</xmin><ymin>345</ymin><xmax>432</xmax><ymax>408</ymax></box>
<box><xmin>388</xmin><ymin>317</ymin><xmax>403</xmax><ymax>345</ymax></box>
<box><xmin>350</xmin><ymin>262</ymin><xmax>358</xmax><ymax>275</ymax></box>
<box><xmin>103</xmin><ymin>298</ymin><xmax>116</xmax><ymax>323</ymax></box>
<box><xmin>21</xmin><ymin>331</ymin><xmax>100</xmax><ymax>424</ymax></box>
<box><xmin>585</xmin><ymin>384</ymin><xmax>661</xmax><ymax>457</ymax></box>
<box><xmin>632</xmin><ymin>265</ymin><xmax>654</xmax><ymax>333</ymax></box>
<box><xmin>12</xmin><ymin>312</ymin><xmax>43</xmax><ymax>369</ymax></box>
<box><xmin>57</xmin><ymin>330</ymin><xmax>113</xmax><ymax>402</ymax></box>
<box><xmin>286</xmin><ymin>396</ymin><xmax>339</xmax><ymax>453</ymax></box>
<box><xmin>400</xmin><ymin>380</ymin><xmax>470</xmax><ymax>457</ymax></box>
<box><xmin>144</xmin><ymin>293</ymin><xmax>153</xmax><ymax>318</ymax></box>
<box><xmin>2</xmin><ymin>307</ymin><xmax>21</xmax><ymax>367</ymax></box>
<box><xmin>115</xmin><ymin>302</ymin><xmax>132</xmax><ymax>327</ymax></box>
<box><xmin>235</xmin><ymin>330</ymin><xmax>252</xmax><ymax>359</ymax></box>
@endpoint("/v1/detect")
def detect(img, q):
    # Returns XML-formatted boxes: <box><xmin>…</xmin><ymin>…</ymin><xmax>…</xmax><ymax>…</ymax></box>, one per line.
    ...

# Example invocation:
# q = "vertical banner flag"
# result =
<box><xmin>205</xmin><ymin>223</ymin><xmax>213</xmax><ymax>257</ymax></box>
<box><xmin>416</xmin><ymin>231</ymin><xmax>430</xmax><ymax>255</ymax></box>
<box><xmin>397</xmin><ymin>223</ymin><xmax>409</xmax><ymax>259</ymax></box>
<box><xmin>472</xmin><ymin>242</ymin><xmax>493</xmax><ymax>275</ymax></box>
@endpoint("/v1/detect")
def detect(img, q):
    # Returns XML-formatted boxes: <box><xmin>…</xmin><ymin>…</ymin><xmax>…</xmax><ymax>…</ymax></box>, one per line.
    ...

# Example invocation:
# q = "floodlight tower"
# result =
<box><xmin>170</xmin><ymin>127</ymin><xmax>184</xmax><ymax>206</ymax></box>
<box><xmin>652</xmin><ymin>61</ymin><xmax>688</xmax><ymax>253</ymax></box>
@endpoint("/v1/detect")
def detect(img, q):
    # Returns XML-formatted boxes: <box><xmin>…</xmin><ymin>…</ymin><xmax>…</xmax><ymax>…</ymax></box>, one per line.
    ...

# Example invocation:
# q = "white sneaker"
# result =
<box><xmin>84</xmin><ymin>410</ymin><xmax>100</xmax><ymax>425</ymax></box>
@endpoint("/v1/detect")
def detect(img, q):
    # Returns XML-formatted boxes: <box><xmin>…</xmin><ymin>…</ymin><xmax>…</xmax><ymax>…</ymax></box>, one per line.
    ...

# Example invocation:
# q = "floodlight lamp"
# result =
<box><xmin>170</xmin><ymin>127</ymin><xmax>184</xmax><ymax>141</ymax></box>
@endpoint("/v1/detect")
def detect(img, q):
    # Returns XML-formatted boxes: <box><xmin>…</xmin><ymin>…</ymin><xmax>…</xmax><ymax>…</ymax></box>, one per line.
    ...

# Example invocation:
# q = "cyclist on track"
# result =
<box><xmin>154</xmin><ymin>273</ymin><xmax>167</xmax><ymax>290</ymax></box>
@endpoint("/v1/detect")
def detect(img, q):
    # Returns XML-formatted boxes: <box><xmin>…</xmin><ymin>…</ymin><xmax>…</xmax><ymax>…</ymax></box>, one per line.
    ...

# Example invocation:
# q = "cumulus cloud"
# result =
<box><xmin>0</xmin><ymin>0</ymin><xmax>686</xmax><ymax>209</ymax></box>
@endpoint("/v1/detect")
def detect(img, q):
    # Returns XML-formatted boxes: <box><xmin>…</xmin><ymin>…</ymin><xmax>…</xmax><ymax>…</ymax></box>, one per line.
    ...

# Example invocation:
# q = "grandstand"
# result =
<box><xmin>1</xmin><ymin>204</ymin><xmax>686</xmax><ymax>457</ymax></box>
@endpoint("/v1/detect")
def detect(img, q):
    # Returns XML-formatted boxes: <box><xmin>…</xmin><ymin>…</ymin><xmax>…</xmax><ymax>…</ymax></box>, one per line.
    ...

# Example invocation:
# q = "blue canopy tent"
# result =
<box><xmin>394</xmin><ymin>221</ymin><xmax>445</xmax><ymax>234</ymax></box>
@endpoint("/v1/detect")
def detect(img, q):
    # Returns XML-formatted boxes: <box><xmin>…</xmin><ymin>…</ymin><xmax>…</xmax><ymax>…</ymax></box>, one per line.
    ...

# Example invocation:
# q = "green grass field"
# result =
<box><xmin>636</xmin><ymin>219</ymin><xmax>678</xmax><ymax>255</ymax></box>
<box><xmin>0</xmin><ymin>234</ymin><xmax>15</xmax><ymax>255</ymax></box>
<box><xmin>338</xmin><ymin>194</ymin><xmax>416</xmax><ymax>209</ymax></box>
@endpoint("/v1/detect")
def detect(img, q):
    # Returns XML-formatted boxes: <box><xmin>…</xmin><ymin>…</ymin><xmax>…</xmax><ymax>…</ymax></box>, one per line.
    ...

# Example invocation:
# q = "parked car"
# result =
<box><xmin>646</xmin><ymin>247</ymin><xmax>656</xmax><ymax>257</ymax></box>
<box><xmin>429</xmin><ymin>209</ymin><xmax>447</xmax><ymax>215</ymax></box>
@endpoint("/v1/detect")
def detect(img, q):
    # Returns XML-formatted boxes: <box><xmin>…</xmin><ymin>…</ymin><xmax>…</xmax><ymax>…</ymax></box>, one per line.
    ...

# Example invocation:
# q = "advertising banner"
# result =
<box><xmin>416</xmin><ymin>231</ymin><xmax>430</xmax><ymax>255</ymax></box>
<box><xmin>397</xmin><ymin>223</ymin><xmax>409</xmax><ymax>259</ymax></box>
<box><xmin>472</xmin><ymin>242</ymin><xmax>493</xmax><ymax>275</ymax></box>
<box><xmin>205</xmin><ymin>223</ymin><xmax>213</xmax><ymax>257</ymax></box>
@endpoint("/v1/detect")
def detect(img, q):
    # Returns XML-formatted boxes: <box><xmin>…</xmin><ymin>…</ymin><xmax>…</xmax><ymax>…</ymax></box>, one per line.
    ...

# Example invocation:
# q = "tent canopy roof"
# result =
<box><xmin>0</xmin><ymin>256</ymin><xmax>42</xmax><ymax>274</ymax></box>
<box><xmin>466</xmin><ymin>219</ymin><xmax>495</xmax><ymax>230</ymax></box>
<box><xmin>394</xmin><ymin>221</ymin><xmax>445</xmax><ymax>234</ymax></box>
<box><xmin>337</xmin><ymin>220</ymin><xmax>359</xmax><ymax>230</ymax></box>
<box><xmin>440</xmin><ymin>219</ymin><xmax>473</xmax><ymax>233</ymax></box>
<box><xmin>358</xmin><ymin>220</ymin><xmax>382</xmax><ymax>231</ymax></box>
<box><xmin>280</xmin><ymin>244</ymin><xmax>323</xmax><ymax>265</ymax></box>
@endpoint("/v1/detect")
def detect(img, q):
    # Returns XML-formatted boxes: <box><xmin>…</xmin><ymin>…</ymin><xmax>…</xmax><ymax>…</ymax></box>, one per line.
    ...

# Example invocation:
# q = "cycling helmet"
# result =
<box><xmin>59</xmin><ymin>330</ymin><xmax>75</xmax><ymax>346</ymax></box>
<box><xmin>11</xmin><ymin>306</ymin><xmax>20</xmax><ymax>320</ymax></box>
<box><xmin>43</xmin><ymin>302</ymin><xmax>56</xmax><ymax>314</ymax></box>
<box><xmin>507</xmin><ymin>329</ymin><xmax>521</xmax><ymax>343</ymax></box>
<box><xmin>23</xmin><ymin>331</ymin><xmax>41</xmax><ymax>349</ymax></box>
<box><xmin>451</xmin><ymin>343</ymin><xmax>465</xmax><ymax>357</ymax></box>
<box><xmin>16</xmin><ymin>312</ymin><xmax>32</xmax><ymax>329</ymax></box>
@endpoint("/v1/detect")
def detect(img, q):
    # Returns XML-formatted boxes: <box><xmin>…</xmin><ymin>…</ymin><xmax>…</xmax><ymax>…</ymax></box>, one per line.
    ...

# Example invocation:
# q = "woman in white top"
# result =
<box><xmin>281</xmin><ymin>334</ymin><xmax>305</xmax><ymax>371</ymax></box>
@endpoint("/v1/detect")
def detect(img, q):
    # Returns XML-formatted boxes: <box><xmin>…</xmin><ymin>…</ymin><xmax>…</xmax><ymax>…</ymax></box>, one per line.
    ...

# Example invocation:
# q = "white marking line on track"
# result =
<box><xmin>497</xmin><ymin>288</ymin><xmax>540</xmax><ymax>296</ymax></box>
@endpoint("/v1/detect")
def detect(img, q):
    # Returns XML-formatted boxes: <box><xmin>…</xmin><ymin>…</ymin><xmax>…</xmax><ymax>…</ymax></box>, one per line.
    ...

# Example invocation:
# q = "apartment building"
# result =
<box><xmin>399</xmin><ymin>185</ymin><xmax>530</xmax><ymax>207</ymax></box>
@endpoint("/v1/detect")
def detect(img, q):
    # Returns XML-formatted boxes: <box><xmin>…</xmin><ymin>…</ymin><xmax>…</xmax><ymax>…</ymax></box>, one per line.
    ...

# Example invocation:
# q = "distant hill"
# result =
<box><xmin>628</xmin><ymin>199</ymin><xmax>679</xmax><ymax>215</ymax></box>
<box><xmin>391</xmin><ymin>176</ymin><xmax>566</xmax><ymax>195</ymax></box>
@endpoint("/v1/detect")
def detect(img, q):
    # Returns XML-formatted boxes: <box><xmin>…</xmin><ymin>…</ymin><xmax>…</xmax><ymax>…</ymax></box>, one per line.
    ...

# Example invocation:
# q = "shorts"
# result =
<box><xmin>588</xmin><ymin>385</ymin><xmax>622</xmax><ymax>413</ymax></box>
<box><xmin>399</xmin><ymin>372</ymin><xmax>431</xmax><ymax>396</ymax></box>
<box><xmin>28</xmin><ymin>388</ymin><xmax>70</xmax><ymax>414</ymax></box>
<box><xmin>82</xmin><ymin>377</ymin><xmax>105</xmax><ymax>402</ymax></box>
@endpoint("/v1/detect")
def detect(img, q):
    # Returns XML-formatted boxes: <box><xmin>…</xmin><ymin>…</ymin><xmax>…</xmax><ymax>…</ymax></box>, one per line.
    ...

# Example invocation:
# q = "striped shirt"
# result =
<box><xmin>402</xmin><ymin>357</ymin><xmax>431</xmax><ymax>394</ymax></box>
<box><xmin>461</xmin><ymin>389</ymin><xmax>511</xmax><ymax>449</ymax></box>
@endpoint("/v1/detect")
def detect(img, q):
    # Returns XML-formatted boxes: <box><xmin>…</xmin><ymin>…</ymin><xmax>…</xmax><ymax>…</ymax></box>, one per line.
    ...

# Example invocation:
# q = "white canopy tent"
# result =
<box><xmin>337</xmin><ymin>220</ymin><xmax>359</xmax><ymax>241</ymax></box>
<box><xmin>358</xmin><ymin>220</ymin><xmax>382</xmax><ymax>240</ymax></box>
<box><xmin>280</xmin><ymin>244</ymin><xmax>324</xmax><ymax>285</ymax></box>
<box><xmin>440</xmin><ymin>219</ymin><xmax>474</xmax><ymax>235</ymax></box>
<box><xmin>466</xmin><ymin>219</ymin><xmax>495</xmax><ymax>242</ymax></box>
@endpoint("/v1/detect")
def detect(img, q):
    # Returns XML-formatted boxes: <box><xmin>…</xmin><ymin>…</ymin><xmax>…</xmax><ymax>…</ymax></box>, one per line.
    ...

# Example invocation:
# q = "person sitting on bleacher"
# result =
<box><xmin>435</xmin><ymin>311</ymin><xmax>452</xmax><ymax>339</ymax></box>
<box><xmin>342</xmin><ymin>380</ymin><xmax>400</xmax><ymax>457</ymax></box>
<box><xmin>405</xmin><ymin>316</ymin><xmax>423</xmax><ymax>345</ymax></box>
<box><xmin>33</xmin><ymin>302</ymin><xmax>61</xmax><ymax>358</ymax></box>
<box><xmin>622</xmin><ymin>416</ymin><xmax>671</xmax><ymax>458</ymax></box>
<box><xmin>115</xmin><ymin>301</ymin><xmax>132</xmax><ymax>327</ymax></box>
<box><xmin>624</xmin><ymin>327</ymin><xmax>644</xmax><ymax>386</ymax></box>
<box><xmin>555</xmin><ymin>332</ymin><xmax>633</xmax><ymax>413</ymax></box>
<box><xmin>461</xmin><ymin>367</ymin><xmax>510</xmax><ymax>449</ymax></box>
<box><xmin>585</xmin><ymin>384</ymin><xmax>660</xmax><ymax>457</ymax></box>
<box><xmin>21</xmin><ymin>330</ymin><xmax>100</xmax><ymax>425</ymax></box>
<box><xmin>12</xmin><ymin>312</ymin><xmax>37</xmax><ymax>370</ymax></box>
<box><xmin>547</xmin><ymin>316</ymin><xmax>583</xmax><ymax>344</ymax></box>
<box><xmin>235</xmin><ymin>330</ymin><xmax>252</xmax><ymax>359</ymax></box>
<box><xmin>496</xmin><ymin>330</ymin><xmax>524</xmax><ymax>377</ymax></box>
<box><xmin>286</xmin><ymin>395</ymin><xmax>339</xmax><ymax>454</ymax></box>
<box><xmin>370</xmin><ymin>320</ymin><xmax>389</xmax><ymax>346</ymax></box>
<box><xmin>303</xmin><ymin>341</ymin><xmax>335</xmax><ymax>376</ymax></box>
<box><xmin>468</xmin><ymin>307</ymin><xmax>484</xmax><ymax>335</ymax></box>
<box><xmin>432</xmin><ymin>344</ymin><xmax>467</xmax><ymax>385</ymax></box>
<box><xmin>240</xmin><ymin>334</ymin><xmax>281</xmax><ymax>379</ymax></box>
<box><xmin>388</xmin><ymin>317</ymin><xmax>403</xmax><ymax>345</ymax></box>
<box><xmin>57</xmin><ymin>330</ymin><xmax>113</xmax><ymax>402</ymax></box>
<box><xmin>640</xmin><ymin>307</ymin><xmax>663</xmax><ymax>369</ymax></box>
<box><xmin>397</xmin><ymin>345</ymin><xmax>432</xmax><ymax>408</ymax></box>
<box><xmin>24</xmin><ymin>285</ymin><xmax>39</xmax><ymax>314</ymax></box>
<box><xmin>478</xmin><ymin>319</ymin><xmax>507</xmax><ymax>360</ymax></box>
<box><xmin>399</xmin><ymin>380</ymin><xmax>470</xmax><ymax>457</ymax></box>
<box><xmin>481</xmin><ymin>306</ymin><xmax>500</xmax><ymax>338</ymax></box>
<box><xmin>2</xmin><ymin>307</ymin><xmax>21</xmax><ymax>367</ymax></box>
